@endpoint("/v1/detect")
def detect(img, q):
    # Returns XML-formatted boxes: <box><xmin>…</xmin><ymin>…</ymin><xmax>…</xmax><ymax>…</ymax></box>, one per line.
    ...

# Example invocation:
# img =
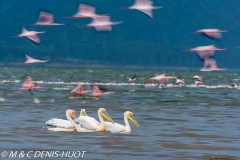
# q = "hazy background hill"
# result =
<box><xmin>1</xmin><ymin>0</ymin><xmax>240</xmax><ymax>70</ymax></box>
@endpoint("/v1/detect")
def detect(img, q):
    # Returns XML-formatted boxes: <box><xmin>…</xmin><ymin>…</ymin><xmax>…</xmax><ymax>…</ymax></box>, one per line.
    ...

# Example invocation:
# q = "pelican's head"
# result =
<box><xmin>80</xmin><ymin>109</ymin><xmax>87</xmax><ymax>116</ymax></box>
<box><xmin>124</xmin><ymin>111</ymin><xmax>140</xmax><ymax>128</ymax></box>
<box><xmin>67</xmin><ymin>109</ymin><xmax>78</xmax><ymax>119</ymax></box>
<box><xmin>99</xmin><ymin>108</ymin><xmax>114</xmax><ymax>124</ymax></box>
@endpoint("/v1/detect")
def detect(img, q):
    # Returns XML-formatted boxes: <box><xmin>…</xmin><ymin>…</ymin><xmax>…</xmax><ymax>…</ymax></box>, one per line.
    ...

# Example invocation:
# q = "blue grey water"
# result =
<box><xmin>0</xmin><ymin>67</ymin><xmax>240</xmax><ymax>159</ymax></box>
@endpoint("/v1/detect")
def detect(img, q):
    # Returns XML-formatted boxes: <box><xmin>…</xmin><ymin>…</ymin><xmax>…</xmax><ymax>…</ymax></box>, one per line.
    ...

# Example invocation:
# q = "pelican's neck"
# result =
<box><xmin>66</xmin><ymin>112</ymin><xmax>77</xmax><ymax>129</ymax></box>
<box><xmin>124</xmin><ymin>116</ymin><xmax>131</xmax><ymax>133</ymax></box>
<box><xmin>97</xmin><ymin>112</ymin><xmax>106</xmax><ymax>131</ymax></box>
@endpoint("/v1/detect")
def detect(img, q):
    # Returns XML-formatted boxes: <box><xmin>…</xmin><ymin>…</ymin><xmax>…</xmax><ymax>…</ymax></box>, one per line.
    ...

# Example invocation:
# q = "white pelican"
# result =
<box><xmin>200</xmin><ymin>58</ymin><xmax>227</xmax><ymax>72</ymax></box>
<box><xmin>184</xmin><ymin>45</ymin><xmax>226</xmax><ymax>59</ymax></box>
<box><xmin>127</xmin><ymin>75</ymin><xmax>137</xmax><ymax>82</ymax></box>
<box><xmin>86</xmin><ymin>15</ymin><xmax>122</xmax><ymax>31</ymax></box>
<box><xmin>105</xmin><ymin>111</ymin><xmax>139</xmax><ymax>133</ymax></box>
<box><xmin>65</xmin><ymin>3</ymin><xmax>107</xmax><ymax>19</ymax></box>
<box><xmin>22</xmin><ymin>54</ymin><xmax>49</xmax><ymax>64</ymax></box>
<box><xmin>46</xmin><ymin>109</ymin><xmax>93</xmax><ymax>132</ymax></box>
<box><xmin>12</xmin><ymin>28</ymin><xmax>45</xmax><ymax>44</ymax></box>
<box><xmin>124</xmin><ymin>0</ymin><xmax>163</xmax><ymax>18</ymax></box>
<box><xmin>31</xmin><ymin>11</ymin><xmax>64</xmax><ymax>26</ymax></box>
<box><xmin>191</xmin><ymin>29</ymin><xmax>227</xmax><ymax>39</ymax></box>
<box><xmin>77</xmin><ymin>108</ymin><xmax>114</xmax><ymax>132</ymax></box>
<box><xmin>46</xmin><ymin>109</ymin><xmax>87</xmax><ymax>130</ymax></box>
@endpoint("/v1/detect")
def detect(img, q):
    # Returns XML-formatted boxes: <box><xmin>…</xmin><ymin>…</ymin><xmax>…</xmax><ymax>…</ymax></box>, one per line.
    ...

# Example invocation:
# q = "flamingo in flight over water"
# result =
<box><xmin>191</xmin><ymin>29</ymin><xmax>227</xmax><ymax>39</ymax></box>
<box><xmin>70</xmin><ymin>84</ymin><xmax>91</xmax><ymax>98</ymax></box>
<box><xmin>200</xmin><ymin>58</ymin><xmax>227</xmax><ymax>72</ymax></box>
<box><xmin>91</xmin><ymin>85</ymin><xmax>113</xmax><ymax>97</ymax></box>
<box><xmin>31</xmin><ymin>10</ymin><xmax>65</xmax><ymax>26</ymax></box>
<box><xmin>184</xmin><ymin>45</ymin><xmax>226</xmax><ymax>59</ymax></box>
<box><xmin>85</xmin><ymin>15</ymin><xmax>122</xmax><ymax>31</ymax></box>
<box><xmin>22</xmin><ymin>54</ymin><xmax>49</xmax><ymax>64</ymax></box>
<box><xmin>14</xmin><ymin>76</ymin><xmax>44</xmax><ymax>94</ymax></box>
<box><xmin>65</xmin><ymin>3</ymin><xmax>107</xmax><ymax>19</ymax></box>
<box><xmin>12</xmin><ymin>28</ymin><xmax>45</xmax><ymax>44</ymax></box>
<box><xmin>123</xmin><ymin>0</ymin><xmax>163</xmax><ymax>18</ymax></box>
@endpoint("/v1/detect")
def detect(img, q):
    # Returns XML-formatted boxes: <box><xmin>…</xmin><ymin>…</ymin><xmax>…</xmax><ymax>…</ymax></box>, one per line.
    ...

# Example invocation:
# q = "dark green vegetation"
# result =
<box><xmin>1</xmin><ymin>0</ymin><xmax>240</xmax><ymax>69</ymax></box>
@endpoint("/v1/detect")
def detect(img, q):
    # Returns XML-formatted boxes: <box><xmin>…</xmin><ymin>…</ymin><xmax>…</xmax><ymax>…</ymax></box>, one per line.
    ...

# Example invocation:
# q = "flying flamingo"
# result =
<box><xmin>22</xmin><ymin>54</ymin><xmax>49</xmax><ymax>64</ymax></box>
<box><xmin>123</xmin><ymin>0</ymin><xmax>163</xmax><ymax>18</ymax></box>
<box><xmin>200</xmin><ymin>58</ymin><xmax>227</xmax><ymax>72</ymax></box>
<box><xmin>190</xmin><ymin>29</ymin><xmax>227</xmax><ymax>39</ymax></box>
<box><xmin>12</xmin><ymin>28</ymin><xmax>45</xmax><ymax>44</ymax></box>
<box><xmin>192</xmin><ymin>75</ymin><xmax>204</xmax><ymax>85</ymax></box>
<box><xmin>31</xmin><ymin>10</ymin><xmax>65</xmax><ymax>26</ymax></box>
<box><xmin>85</xmin><ymin>15</ymin><xmax>122</xmax><ymax>31</ymax></box>
<box><xmin>144</xmin><ymin>73</ymin><xmax>175</xmax><ymax>88</ymax></box>
<box><xmin>65</xmin><ymin>3</ymin><xmax>107</xmax><ymax>19</ymax></box>
<box><xmin>184</xmin><ymin>45</ymin><xmax>226</xmax><ymax>59</ymax></box>
<box><xmin>91</xmin><ymin>85</ymin><xmax>113</xmax><ymax>97</ymax></box>
<box><xmin>14</xmin><ymin>76</ymin><xmax>44</xmax><ymax>94</ymax></box>
<box><xmin>70</xmin><ymin>84</ymin><xmax>92</xmax><ymax>98</ymax></box>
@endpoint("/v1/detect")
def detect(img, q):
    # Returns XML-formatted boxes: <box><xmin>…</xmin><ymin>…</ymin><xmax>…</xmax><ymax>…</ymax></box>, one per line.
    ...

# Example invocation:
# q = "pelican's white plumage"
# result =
<box><xmin>77</xmin><ymin>108</ymin><xmax>114</xmax><ymax>132</ymax></box>
<box><xmin>46</xmin><ymin>109</ymin><xmax>87</xmax><ymax>130</ymax></box>
<box><xmin>105</xmin><ymin>111</ymin><xmax>139</xmax><ymax>133</ymax></box>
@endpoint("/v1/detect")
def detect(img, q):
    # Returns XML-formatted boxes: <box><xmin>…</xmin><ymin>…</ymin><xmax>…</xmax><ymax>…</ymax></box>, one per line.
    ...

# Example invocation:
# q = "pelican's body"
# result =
<box><xmin>127</xmin><ymin>0</ymin><xmax>163</xmax><ymax>18</ymax></box>
<box><xmin>46</xmin><ymin>109</ymin><xmax>93</xmax><ymax>132</ymax></box>
<box><xmin>32</xmin><ymin>11</ymin><xmax>64</xmax><ymax>26</ymax></box>
<box><xmin>77</xmin><ymin>108</ymin><xmax>114</xmax><ymax>132</ymax></box>
<box><xmin>186</xmin><ymin>45</ymin><xmax>226</xmax><ymax>59</ymax></box>
<box><xmin>200</xmin><ymin>58</ymin><xmax>227</xmax><ymax>72</ymax></box>
<box><xmin>87</xmin><ymin>16</ymin><xmax>122</xmax><ymax>31</ymax></box>
<box><xmin>66</xmin><ymin>4</ymin><xmax>106</xmax><ymax>19</ymax></box>
<box><xmin>12</xmin><ymin>28</ymin><xmax>45</xmax><ymax>44</ymax></box>
<box><xmin>23</xmin><ymin>54</ymin><xmax>49</xmax><ymax>64</ymax></box>
<box><xmin>106</xmin><ymin>111</ymin><xmax>139</xmax><ymax>133</ymax></box>
<box><xmin>194</xmin><ymin>29</ymin><xmax>227</xmax><ymax>39</ymax></box>
<box><xmin>46</xmin><ymin>109</ymin><xmax>87</xmax><ymax>130</ymax></box>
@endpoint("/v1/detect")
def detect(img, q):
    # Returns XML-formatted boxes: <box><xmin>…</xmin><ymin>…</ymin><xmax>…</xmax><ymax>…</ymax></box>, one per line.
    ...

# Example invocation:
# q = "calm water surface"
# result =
<box><xmin>0</xmin><ymin>67</ymin><xmax>240</xmax><ymax>160</ymax></box>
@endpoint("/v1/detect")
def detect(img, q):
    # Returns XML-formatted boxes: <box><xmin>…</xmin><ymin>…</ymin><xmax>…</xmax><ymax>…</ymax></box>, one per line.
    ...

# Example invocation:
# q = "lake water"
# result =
<box><xmin>0</xmin><ymin>67</ymin><xmax>240</xmax><ymax>160</ymax></box>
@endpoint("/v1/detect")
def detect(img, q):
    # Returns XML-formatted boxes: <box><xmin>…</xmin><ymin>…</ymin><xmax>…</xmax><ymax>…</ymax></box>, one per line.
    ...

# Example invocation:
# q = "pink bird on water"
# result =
<box><xmin>14</xmin><ymin>76</ymin><xmax>44</xmax><ymax>94</ymax></box>
<box><xmin>91</xmin><ymin>85</ymin><xmax>113</xmax><ymax>97</ymax></box>
<box><xmin>71</xmin><ymin>84</ymin><xmax>91</xmax><ymax>98</ymax></box>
